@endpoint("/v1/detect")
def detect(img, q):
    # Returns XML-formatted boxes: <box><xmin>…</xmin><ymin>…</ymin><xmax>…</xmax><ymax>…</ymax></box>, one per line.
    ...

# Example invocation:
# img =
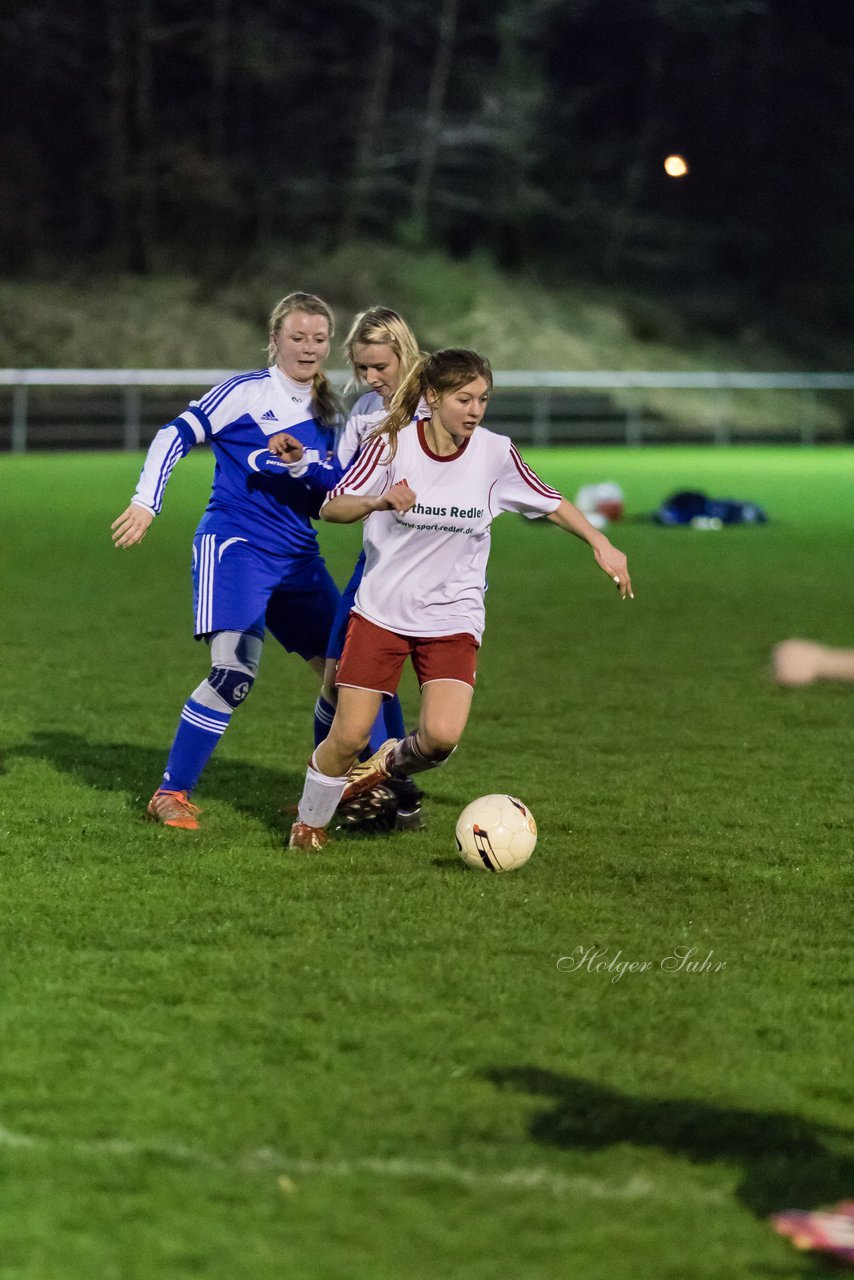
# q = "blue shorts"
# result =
<box><xmin>192</xmin><ymin>533</ymin><xmax>339</xmax><ymax>660</ymax></box>
<box><xmin>326</xmin><ymin>550</ymin><xmax>366</xmax><ymax>661</ymax></box>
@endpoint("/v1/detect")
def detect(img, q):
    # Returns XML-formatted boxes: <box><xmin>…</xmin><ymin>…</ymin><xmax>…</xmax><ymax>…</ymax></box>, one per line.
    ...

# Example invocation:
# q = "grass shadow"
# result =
<box><xmin>483</xmin><ymin>1066</ymin><xmax>854</xmax><ymax>1224</ymax></box>
<box><xmin>0</xmin><ymin>731</ymin><xmax>304</xmax><ymax>836</ymax></box>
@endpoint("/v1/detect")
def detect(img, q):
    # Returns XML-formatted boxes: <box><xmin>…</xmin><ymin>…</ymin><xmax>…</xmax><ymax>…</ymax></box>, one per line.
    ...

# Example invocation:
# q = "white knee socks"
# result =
<box><xmin>297</xmin><ymin>755</ymin><xmax>348</xmax><ymax>828</ymax></box>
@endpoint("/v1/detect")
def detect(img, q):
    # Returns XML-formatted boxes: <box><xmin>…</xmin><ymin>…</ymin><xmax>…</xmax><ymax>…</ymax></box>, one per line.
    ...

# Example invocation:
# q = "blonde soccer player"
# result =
<box><xmin>310</xmin><ymin>306</ymin><xmax>426</xmax><ymax>829</ymax></box>
<box><xmin>288</xmin><ymin>348</ymin><xmax>633</xmax><ymax>850</ymax></box>
<box><xmin>111</xmin><ymin>293</ymin><xmax>345</xmax><ymax>830</ymax></box>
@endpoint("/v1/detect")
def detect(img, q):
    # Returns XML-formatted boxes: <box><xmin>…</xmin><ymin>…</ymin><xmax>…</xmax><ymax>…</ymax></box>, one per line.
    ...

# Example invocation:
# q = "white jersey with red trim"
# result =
<box><xmin>336</xmin><ymin>392</ymin><xmax>431</xmax><ymax>470</ymax></box>
<box><xmin>323</xmin><ymin>421</ymin><xmax>562</xmax><ymax>641</ymax></box>
<box><xmin>336</xmin><ymin>390</ymin><xmax>384</xmax><ymax>470</ymax></box>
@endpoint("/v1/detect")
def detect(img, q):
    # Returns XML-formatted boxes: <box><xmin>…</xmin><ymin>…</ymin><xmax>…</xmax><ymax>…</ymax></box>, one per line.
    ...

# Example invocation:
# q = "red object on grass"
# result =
<box><xmin>771</xmin><ymin>1201</ymin><xmax>854</xmax><ymax>1265</ymax></box>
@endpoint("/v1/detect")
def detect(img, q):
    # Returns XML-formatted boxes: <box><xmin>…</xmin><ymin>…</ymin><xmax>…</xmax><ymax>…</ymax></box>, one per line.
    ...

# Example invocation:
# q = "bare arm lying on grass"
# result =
<box><xmin>772</xmin><ymin>639</ymin><xmax>854</xmax><ymax>686</ymax></box>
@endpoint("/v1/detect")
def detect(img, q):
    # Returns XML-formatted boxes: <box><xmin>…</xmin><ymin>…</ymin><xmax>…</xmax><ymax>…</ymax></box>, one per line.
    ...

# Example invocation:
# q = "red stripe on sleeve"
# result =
<box><xmin>509</xmin><ymin>444</ymin><xmax>561</xmax><ymax>499</ymax></box>
<box><xmin>331</xmin><ymin>436</ymin><xmax>385</xmax><ymax>496</ymax></box>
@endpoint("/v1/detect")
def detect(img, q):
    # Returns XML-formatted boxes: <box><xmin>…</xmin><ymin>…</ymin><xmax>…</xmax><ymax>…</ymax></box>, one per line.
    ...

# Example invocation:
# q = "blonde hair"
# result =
<box><xmin>376</xmin><ymin>349</ymin><xmax>493</xmax><ymax>458</ymax></box>
<box><xmin>343</xmin><ymin>306</ymin><xmax>421</xmax><ymax>394</ymax></box>
<box><xmin>267</xmin><ymin>291</ymin><xmax>341</xmax><ymax>426</ymax></box>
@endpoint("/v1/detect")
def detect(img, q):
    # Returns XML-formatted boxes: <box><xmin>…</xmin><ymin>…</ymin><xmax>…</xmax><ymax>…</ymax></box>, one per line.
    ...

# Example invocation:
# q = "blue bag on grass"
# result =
<box><xmin>654</xmin><ymin>490</ymin><xmax>768</xmax><ymax>526</ymax></box>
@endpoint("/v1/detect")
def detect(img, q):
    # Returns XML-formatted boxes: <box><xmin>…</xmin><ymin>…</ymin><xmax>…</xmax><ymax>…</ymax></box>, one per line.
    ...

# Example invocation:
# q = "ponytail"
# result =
<box><xmin>370</xmin><ymin>348</ymin><xmax>492</xmax><ymax>459</ymax></box>
<box><xmin>310</xmin><ymin>370</ymin><xmax>343</xmax><ymax>428</ymax></box>
<box><xmin>370</xmin><ymin>356</ymin><xmax>429</xmax><ymax>459</ymax></box>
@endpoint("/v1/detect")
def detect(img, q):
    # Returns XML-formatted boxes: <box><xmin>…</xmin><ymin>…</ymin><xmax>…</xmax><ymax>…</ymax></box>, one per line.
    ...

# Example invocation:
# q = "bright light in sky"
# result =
<box><xmin>664</xmin><ymin>154</ymin><xmax>689</xmax><ymax>178</ymax></box>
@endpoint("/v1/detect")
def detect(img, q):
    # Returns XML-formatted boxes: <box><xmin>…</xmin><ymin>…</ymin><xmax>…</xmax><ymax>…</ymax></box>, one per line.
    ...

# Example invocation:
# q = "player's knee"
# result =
<box><xmin>208</xmin><ymin>665</ymin><xmax>256</xmax><ymax>709</ymax></box>
<box><xmin>330</xmin><ymin>720</ymin><xmax>371</xmax><ymax>760</ymax></box>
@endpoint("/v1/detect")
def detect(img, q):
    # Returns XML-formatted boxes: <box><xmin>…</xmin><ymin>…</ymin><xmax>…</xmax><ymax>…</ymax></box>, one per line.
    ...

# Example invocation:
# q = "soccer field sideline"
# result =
<box><xmin>0</xmin><ymin>1120</ymin><xmax>727</xmax><ymax>1204</ymax></box>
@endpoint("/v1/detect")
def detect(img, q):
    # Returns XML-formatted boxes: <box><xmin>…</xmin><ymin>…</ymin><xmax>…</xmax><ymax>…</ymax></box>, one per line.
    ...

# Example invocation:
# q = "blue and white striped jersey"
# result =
<box><xmin>131</xmin><ymin>366</ymin><xmax>343</xmax><ymax>558</ymax></box>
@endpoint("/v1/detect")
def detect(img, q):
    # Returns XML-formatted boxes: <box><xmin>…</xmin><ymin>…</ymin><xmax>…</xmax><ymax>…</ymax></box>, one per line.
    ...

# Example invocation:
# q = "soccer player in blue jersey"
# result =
<box><xmin>312</xmin><ymin>306</ymin><xmax>427</xmax><ymax>830</ymax></box>
<box><xmin>111</xmin><ymin>292</ymin><xmax>346</xmax><ymax>830</ymax></box>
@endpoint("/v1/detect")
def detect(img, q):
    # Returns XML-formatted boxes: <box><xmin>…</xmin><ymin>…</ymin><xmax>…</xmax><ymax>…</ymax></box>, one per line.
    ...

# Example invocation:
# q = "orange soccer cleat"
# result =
<box><xmin>288</xmin><ymin>821</ymin><xmax>329</xmax><ymax>851</ymax></box>
<box><xmin>146</xmin><ymin>788</ymin><xmax>202</xmax><ymax>830</ymax></box>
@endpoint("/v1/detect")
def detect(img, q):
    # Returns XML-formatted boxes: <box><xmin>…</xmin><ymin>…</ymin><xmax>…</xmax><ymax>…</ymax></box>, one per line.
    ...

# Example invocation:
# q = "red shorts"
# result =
<box><xmin>335</xmin><ymin>613</ymin><xmax>479</xmax><ymax>699</ymax></box>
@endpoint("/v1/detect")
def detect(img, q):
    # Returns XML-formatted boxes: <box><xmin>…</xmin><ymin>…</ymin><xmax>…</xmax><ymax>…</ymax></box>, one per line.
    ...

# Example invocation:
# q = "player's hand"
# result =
<box><xmin>376</xmin><ymin>482</ymin><xmax>416</xmax><ymax>513</ymax></box>
<box><xmin>111</xmin><ymin>504</ymin><xmax>154</xmax><ymax>549</ymax></box>
<box><xmin>268</xmin><ymin>432</ymin><xmax>304</xmax><ymax>462</ymax></box>
<box><xmin>593</xmin><ymin>541</ymin><xmax>633</xmax><ymax>599</ymax></box>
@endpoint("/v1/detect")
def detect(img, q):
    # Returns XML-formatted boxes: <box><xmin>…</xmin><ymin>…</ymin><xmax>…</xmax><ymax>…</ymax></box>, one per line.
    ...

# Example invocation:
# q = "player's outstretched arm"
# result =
<box><xmin>546</xmin><ymin>497</ymin><xmax>633</xmax><ymax>599</ymax></box>
<box><xmin>111</xmin><ymin>503</ymin><xmax>155</xmax><ymax>549</ymax></box>
<box><xmin>322</xmin><ymin>481</ymin><xmax>416</xmax><ymax>524</ymax></box>
<box><xmin>117</xmin><ymin>418</ymin><xmax>198</xmax><ymax>543</ymax></box>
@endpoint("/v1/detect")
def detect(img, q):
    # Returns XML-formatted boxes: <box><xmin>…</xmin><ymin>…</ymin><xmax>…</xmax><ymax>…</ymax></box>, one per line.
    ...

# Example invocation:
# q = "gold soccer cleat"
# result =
<box><xmin>339</xmin><ymin>739</ymin><xmax>399</xmax><ymax>805</ymax></box>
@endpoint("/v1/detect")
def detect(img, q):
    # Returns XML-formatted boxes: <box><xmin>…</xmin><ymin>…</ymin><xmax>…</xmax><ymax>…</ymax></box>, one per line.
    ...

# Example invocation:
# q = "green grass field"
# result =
<box><xmin>0</xmin><ymin>446</ymin><xmax>851</xmax><ymax>1280</ymax></box>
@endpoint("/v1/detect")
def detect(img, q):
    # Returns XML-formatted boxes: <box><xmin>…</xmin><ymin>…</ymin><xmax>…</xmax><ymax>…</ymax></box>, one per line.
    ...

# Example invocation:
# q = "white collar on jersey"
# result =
<box><xmin>269</xmin><ymin>363</ymin><xmax>315</xmax><ymax>402</ymax></box>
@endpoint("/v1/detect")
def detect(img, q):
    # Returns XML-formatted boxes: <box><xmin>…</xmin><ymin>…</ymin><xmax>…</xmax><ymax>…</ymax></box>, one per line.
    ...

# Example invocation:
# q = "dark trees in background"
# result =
<box><xmin>338</xmin><ymin>1</ymin><xmax>397</xmax><ymax>243</ymax></box>
<box><xmin>1</xmin><ymin>0</ymin><xmax>851</xmax><ymax>340</ymax></box>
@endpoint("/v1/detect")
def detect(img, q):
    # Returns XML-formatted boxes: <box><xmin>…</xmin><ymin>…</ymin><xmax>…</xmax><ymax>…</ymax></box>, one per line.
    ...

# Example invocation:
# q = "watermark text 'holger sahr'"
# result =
<box><xmin>556</xmin><ymin>945</ymin><xmax>727</xmax><ymax>984</ymax></box>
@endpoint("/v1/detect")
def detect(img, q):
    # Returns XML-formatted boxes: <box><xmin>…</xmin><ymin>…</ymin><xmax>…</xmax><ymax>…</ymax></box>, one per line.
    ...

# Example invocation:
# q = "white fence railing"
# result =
<box><xmin>1</xmin><ymin>368</ymin><xmax>852</xmax><ymax>450</ymax></box>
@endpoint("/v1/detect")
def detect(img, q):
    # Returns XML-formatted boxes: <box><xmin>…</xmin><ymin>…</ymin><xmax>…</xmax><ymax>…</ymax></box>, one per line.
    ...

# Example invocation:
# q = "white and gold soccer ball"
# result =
<box><xmin>455</xmin><ymin>795</ymin><xmax>537</xmax><ymax>872</ymax></box>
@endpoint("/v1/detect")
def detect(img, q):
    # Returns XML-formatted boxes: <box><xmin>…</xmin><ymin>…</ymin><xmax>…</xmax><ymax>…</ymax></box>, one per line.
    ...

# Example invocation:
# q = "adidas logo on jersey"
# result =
<box><xmin>260</xmin><ymin>409</ymin><xmax>278</xmax><ymax>422</ymax></box>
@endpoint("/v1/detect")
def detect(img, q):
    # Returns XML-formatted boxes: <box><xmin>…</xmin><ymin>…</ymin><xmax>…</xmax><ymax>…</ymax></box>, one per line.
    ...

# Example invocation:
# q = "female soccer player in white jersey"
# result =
<box><xmin>111</xmin><ymin>292</ymin><xmax>347</xmax><ymax>830</ymax></box>
<box><xmin>288</xmin><ymin>348</ymin><xmax>633</xmax><ymax>850</ymax></box>
<box><xmin>312</xmin><ymin>305</ymin><xmax>427</xmax><ymax>829</ymax></box>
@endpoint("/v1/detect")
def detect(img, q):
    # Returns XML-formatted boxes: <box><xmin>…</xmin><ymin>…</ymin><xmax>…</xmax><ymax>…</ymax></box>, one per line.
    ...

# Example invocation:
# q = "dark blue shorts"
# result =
<box><xmin>326</xmin><ymin>550</ymin><xmax>366</xmax><ymax>661</ymax></box>
<box><xmin>192</xmin><ymin>533</ymin><xmax>339</xmax><ymax>659</ymax></box>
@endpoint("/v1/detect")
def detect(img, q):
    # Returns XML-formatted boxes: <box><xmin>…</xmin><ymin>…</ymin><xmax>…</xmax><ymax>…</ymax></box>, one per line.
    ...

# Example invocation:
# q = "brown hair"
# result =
<box><xmin>343</xmin><ymin>306</ymin><xmax>421</xmax><ymax>394</ymax></box>
<box><xmin>375</xmin><ymin>348</ymin><xmax>493</xmax><ymax>457</ymax></box>
<box><xmin>267</xmin><ymin>291</ymin><xmax>342</xmax><ymax>426</ymax></box>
